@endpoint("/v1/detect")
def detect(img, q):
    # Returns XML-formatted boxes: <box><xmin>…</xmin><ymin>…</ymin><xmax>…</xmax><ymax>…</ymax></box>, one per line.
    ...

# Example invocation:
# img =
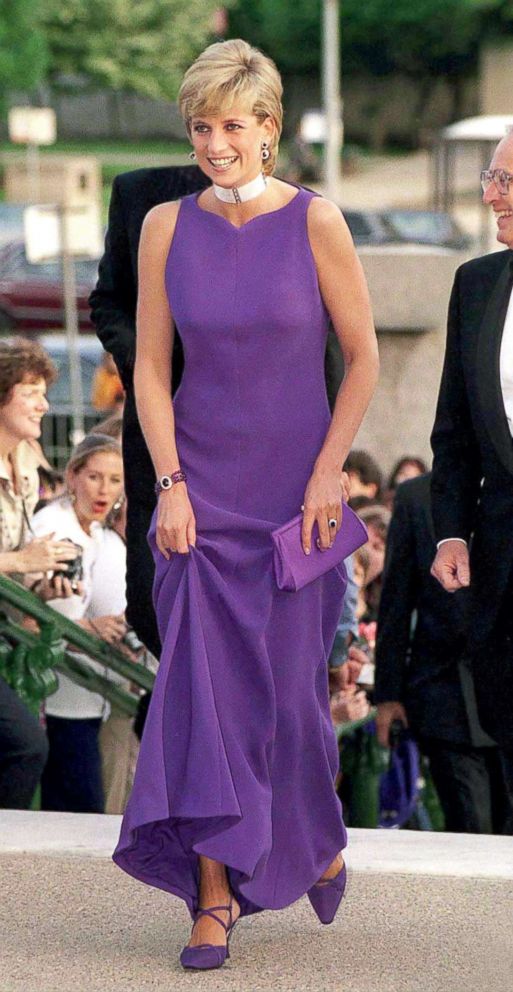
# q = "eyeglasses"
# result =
<box><xmin>480</xmin><ymin>169</ymin><xmax>513</xmax><ymax>195</ymax></box>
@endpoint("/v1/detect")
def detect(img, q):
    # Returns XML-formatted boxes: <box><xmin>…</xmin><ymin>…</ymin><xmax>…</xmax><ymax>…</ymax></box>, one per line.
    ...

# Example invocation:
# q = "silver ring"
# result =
<box><xmin>329</xmin><ymin>518</ymin><xmax>337</xmax><ymax>528</ymax></box>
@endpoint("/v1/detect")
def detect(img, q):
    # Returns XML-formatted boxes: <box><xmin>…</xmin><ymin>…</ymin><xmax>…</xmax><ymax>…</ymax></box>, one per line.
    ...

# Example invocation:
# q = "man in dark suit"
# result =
<box><xmin>89</xmin><ymin>166</ymin><xmax>209</xmax><ymax>657</ymax></box>
<box><xmin>430</xmin><ymin>129</ymin><xmax>513</xmax><ymax>796</ymax></box>
<box><xmin>90</xmin><ymin>166</ymin><xmax>344</xmax><ymax>659</ymax></box>
<box><xmin>375</xmin><ymin>473</ymin><xmax>513</xmax><ymax>833</ymax></box>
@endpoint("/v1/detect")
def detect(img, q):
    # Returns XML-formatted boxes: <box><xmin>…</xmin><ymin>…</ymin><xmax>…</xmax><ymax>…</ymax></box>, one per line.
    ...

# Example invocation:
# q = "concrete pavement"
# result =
<box><xmin>1</xmin><ymin>812</ymin><xmax>512</xmax><ymax>992</ymax></box>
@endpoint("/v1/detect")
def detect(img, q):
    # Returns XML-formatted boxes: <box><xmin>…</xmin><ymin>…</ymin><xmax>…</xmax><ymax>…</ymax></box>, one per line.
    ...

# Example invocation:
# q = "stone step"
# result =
<box><xmin>1</xmin><ymin>811</ymin><xmax>512</xmax><ymax>992</ymax></box>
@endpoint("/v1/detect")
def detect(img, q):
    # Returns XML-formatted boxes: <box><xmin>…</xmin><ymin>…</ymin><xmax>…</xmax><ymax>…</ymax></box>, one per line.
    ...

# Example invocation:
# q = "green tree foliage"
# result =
<box><xmin>229</xmin><ymin>0</ymin><xmax>505</xmax><ymax>80</ymax></box>
<box><xmin>229</xmin><ymin>0</ymin><xmax>321</xmax><ymax>75</ymax></box>
<box><xmin>479</xmin><ymin>0</ymin><xmax>513</xmax><ymax>32</ymax></box>
<box><xmin>41</xmin><ymin>0</ymin><xmax>235</xmax><ymax>99</ymax></box>
<box><xmin>340</xmin><ymin>0</ymin><xmax>497</xmax><ymax>79</ymax></box>
<box><xmin>0</xmin><ymin>0</ymin><xmax>48</xmax><ymax>102</ymax></box>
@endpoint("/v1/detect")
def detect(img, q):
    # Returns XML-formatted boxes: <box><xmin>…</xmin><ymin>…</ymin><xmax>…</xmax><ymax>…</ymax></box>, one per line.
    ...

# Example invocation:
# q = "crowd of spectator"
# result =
<box><xmin>0</xmin><ymin>338</ymin><xmax>148</xmax><ymax>817</ymax></box>
<box><xmin>1</xmin><ymin>344</ymin><xmax>511</xmax><ymax>836</ymax></box>
<box><xmin>329</xmin><ymin>448</ymin><xmax>513</xmax><ymax>835</ymax></box>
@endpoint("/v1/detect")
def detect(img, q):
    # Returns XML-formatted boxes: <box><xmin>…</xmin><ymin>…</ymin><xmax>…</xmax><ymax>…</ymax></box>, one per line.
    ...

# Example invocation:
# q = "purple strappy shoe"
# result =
<box><xmin>179</xmin><ymin>896</ymin><xmax>238</xmax><ymax>970</ymax></box>
<box><xmin>307</xmin><ymin>861</ymin><xmax>347</xmax><ymax>925</ymax></box>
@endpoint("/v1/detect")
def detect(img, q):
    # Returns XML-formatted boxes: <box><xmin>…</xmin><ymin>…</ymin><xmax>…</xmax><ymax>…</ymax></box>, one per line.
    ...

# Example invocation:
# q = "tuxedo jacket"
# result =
<box><xmin>431</xmin><ymin>248</ymin><xmax>513</xmax><ymax>642</ymax></box>
<box><xmin>89</xmin><ymin>167</ymin><xmax>210</xmax><ymax>501</ymax></box>
<box><xmin>431</xmin><ymin>248</ymin><xmax>513</xmax><ymax>744</ymax></box>
<box><xmin>374</xmin><ymin>473</ymin><xmax>472</xmax><ymax>744</ymax></box>
<box><xmin>89</xmin><ymin>166</ymin><xmax>344</xmax><ymax>503</ymax></box>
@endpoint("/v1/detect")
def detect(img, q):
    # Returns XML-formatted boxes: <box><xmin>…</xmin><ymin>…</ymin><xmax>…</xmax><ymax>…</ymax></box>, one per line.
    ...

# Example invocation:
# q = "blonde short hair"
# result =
<box><xmin>178</xmin><ymin>39</ymin><xmax>283</xmax><ymax>175</ymax></box>
<box><xmin>66</xmin><ymin>433</ymin><xmax>122</xmax><ymax>476</ymax></box>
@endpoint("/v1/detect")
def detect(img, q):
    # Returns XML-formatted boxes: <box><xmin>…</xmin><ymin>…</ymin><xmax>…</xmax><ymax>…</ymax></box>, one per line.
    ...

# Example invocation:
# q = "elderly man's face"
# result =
<box><xmin>483</xmin><ymin>135</ymin><xmax>513</xmax><ymax>249</ymax></box>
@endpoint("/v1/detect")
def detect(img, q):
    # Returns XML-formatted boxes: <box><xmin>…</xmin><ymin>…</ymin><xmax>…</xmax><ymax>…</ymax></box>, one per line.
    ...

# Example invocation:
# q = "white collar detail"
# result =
<box><xmin>213</xmin><ymin>172</ymin><xmax>268</xmax><ymax>204</ymax></box>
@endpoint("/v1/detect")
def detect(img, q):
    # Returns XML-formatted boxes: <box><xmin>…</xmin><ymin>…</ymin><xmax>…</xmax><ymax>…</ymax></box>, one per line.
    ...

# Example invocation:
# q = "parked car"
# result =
<box><xmin>40</xmin><ymin>333</ymin><xmax>103</xmax><ymax>407</ymax></box>
<box><xmin>0</xmin><ymin>241</ymin><xmax>98</xmax><ymax>332</ymax></box>
<box><xmin>343</xmin><ymin>209</ymin><xmax>472</xmax><ymax>250</ymax></box>
<box><xmin>0</xmin><ymin>204</ymin><xmax>25</xmax><ymax>248</ymax></box>
<box><xmin>38</xmin><ymin>333</ymin><xmax>105</xmax><ymax>465</ymax></box>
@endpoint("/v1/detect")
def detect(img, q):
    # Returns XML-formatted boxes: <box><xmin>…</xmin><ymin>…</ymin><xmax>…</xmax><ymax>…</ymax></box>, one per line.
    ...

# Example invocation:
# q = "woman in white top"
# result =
<box><xmin>31</xmin><ymin>433</ymin><xmax>127</xmax><ymax>813</ymax></box>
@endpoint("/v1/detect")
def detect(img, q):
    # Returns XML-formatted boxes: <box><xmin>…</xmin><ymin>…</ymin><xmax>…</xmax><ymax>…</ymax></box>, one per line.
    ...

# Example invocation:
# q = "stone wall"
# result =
<box><xmin>480</xmin><ymin>43</ymin><xmax>513</xmax><ymax>115</ymax></box>
<box><xmin>354</xmin><ymin>326</ymin><xmax>446</xmax><ymax>476</ymax></box>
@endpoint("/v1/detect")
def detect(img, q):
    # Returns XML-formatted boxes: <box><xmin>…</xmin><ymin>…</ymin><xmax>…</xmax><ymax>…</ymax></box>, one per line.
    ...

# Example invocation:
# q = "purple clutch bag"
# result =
<box><xmin>271</xmin><ymin>503</ymin><xmax>368</xmax><ymax>592</ymax></box>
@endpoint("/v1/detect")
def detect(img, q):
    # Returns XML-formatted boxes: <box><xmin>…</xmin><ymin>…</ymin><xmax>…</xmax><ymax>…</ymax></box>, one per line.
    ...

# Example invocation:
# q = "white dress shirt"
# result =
<box><xmin>500</xmin><ymin>285</ymin><xmax>513</xmax><ymax>436</ymax></box>
<box><xmin>31</xmin><ymin>498</ymin><xmax>107</xmax><ymax>719</ymax></box>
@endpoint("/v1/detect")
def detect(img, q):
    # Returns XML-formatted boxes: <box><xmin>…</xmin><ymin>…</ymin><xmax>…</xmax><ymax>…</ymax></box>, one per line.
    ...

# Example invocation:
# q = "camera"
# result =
<box><xmin>52</xmin><ymin>540</ymin><xmax>84</xmax><ymax>592</ymax></box>
<box><xmin>122</xmin><ymin>628</ymin><xmax>144</xmax><ymax>653</ymax></box>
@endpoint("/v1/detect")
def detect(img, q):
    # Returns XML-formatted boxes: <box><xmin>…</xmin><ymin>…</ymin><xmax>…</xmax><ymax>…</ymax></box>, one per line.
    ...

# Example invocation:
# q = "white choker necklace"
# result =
<box><xmin>213</xmin><ymin>172</ymin><xmax>268</xmax><ymax>204</ymax></box>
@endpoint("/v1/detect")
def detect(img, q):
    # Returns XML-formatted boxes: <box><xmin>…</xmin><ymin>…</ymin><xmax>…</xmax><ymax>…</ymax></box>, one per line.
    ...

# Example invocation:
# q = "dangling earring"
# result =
<box><xmin>189</xmin><ymin>151</ymin><xmax>197</xmax><ymax>161</ymax></box>
<box><xmin>112</xmin><ymin>495</ymin><xmax>125</xmax><ymax>512</ymax></box>
<box><xmin>261</xmin><ymin>142</ymin><xmax>270</xmax><ymax>162</ymax></box>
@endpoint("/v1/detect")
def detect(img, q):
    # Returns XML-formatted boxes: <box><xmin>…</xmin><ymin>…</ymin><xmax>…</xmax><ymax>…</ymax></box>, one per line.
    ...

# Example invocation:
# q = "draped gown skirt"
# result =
<box><xmin>113</xmin><ymin>186</ymin><xmax>348</xmax><ymax>917</ymax></box>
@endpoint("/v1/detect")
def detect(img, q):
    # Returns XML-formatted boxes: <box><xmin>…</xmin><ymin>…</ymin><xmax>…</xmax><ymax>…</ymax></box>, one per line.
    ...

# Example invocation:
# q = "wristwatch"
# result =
<box><xmin>154</xmin><ymin>470</ymin><xmax>187</xmax><ymax>495</ymax></box>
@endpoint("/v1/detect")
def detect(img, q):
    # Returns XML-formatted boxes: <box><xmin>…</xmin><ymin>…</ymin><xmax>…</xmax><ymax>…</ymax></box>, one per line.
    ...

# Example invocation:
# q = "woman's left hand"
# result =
<box><xmin>87</xmin><ymin>614</ymin><xmax>127</xmax><ymax>644</ymax></box>
<box><xmin>301</xmin><ymin>469</ymin><xmax>351</xmax><ymax>555</ymax></box>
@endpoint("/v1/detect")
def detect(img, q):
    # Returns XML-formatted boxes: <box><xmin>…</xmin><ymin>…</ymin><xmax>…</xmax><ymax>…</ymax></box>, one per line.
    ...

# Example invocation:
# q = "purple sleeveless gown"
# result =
<box><xmin>113</xmin><ymin>186</ymin><xmax>348</xmax><ymax>918</ymax></box>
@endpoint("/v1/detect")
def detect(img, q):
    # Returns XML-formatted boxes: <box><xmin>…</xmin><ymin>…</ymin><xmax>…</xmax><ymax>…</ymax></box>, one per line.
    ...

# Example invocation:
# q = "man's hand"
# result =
<box><xmin>376</xmin><ymin>701</ymin><xmax>408</xmax><ymax>748</ymax></box>
<box><xmin>431</xmin><ymin>540</ymin><xmax>470</xmax><ymax>592</ymax></box>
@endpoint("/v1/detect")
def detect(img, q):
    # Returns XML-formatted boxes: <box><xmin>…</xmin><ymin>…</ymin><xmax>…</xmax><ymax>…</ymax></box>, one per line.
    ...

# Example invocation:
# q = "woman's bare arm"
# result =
<box><xmin>134</xmin><ymin>201</ymin><xmax>181</xmax><ymax>477</ymax></box>
<box><xmin>308</xmin><ymin>196</ymin><xmax>379</xmax><ymax>473</ymax></box>
<box><xmin>134</xmin><ymin>202</ymin><xmax>196</xmax><ymax>556</ymax></box>
<box><xmin>300</xmin><ymin>197</ymin><xmax>379</xmax><ymax>554</ymax></box>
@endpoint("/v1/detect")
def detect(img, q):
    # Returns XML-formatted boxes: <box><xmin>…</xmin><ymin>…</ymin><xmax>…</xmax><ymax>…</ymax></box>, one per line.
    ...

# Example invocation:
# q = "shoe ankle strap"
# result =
<box><xmin>196</xmin><ymin>899</ymin><xmax>233</xmax><ymax>932</ymax></box>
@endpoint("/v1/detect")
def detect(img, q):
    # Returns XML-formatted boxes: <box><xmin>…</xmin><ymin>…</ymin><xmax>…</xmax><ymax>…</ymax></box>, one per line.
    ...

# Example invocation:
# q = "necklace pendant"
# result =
<box><xmin>232</xmin><ymin>186</ymin><xmax>241</xmax><ymax>204</ymax></box>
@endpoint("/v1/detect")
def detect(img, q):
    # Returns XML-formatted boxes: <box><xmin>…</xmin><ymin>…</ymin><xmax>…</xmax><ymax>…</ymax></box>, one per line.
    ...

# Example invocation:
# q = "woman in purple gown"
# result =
<box><xmin>113</xmin><ymin>39</ymin><xmax>378</xmax><ymax>970</ymax></box>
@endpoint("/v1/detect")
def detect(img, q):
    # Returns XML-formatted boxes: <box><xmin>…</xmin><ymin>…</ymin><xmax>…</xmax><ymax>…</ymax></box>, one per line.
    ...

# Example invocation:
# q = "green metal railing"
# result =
<box><xmin>0</xmin><ymin>574</ymin><xmax>154</xmax><ymax>717</ymax></box>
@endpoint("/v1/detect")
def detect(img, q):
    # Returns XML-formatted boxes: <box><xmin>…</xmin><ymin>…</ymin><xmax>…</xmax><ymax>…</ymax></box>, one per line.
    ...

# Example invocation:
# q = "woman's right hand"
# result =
<box><xmin>156</xmin><ymin>484</ymin><xmax>196</xmax><ymax>559</ymax></box>
<box><xmin>20</xmin><ymin>534</ymin><xmax>79</xmax><ymax>574</ymax></box>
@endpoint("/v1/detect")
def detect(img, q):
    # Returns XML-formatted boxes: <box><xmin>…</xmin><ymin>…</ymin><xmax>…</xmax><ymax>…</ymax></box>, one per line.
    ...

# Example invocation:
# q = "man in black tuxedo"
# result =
<box><xmin>89</xmin><ymin>166</ymin><xmax>209</xmax><ymax>656</ymax></box>
<box><xmin>90</xmin><ymin>166</ymin><xmax>344</xmax><ymax>660</ymax></box>
<box><xmin>375</xmin><ymin>473</ymin><xmax>513</xmax><ymax>833</ymax></box>
<box><xmin>430</xmin><ymin>129</ymin><xmax>513</xmax><ymax>794</ymax></box>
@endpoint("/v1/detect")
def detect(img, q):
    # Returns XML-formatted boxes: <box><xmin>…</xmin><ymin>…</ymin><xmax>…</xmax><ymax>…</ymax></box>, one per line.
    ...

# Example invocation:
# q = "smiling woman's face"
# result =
<box><xmin>68</xmin><ymin>450</ymin><xmax>124</xmax><ymax>529</ymax></box>
<box><xmin>0</xmin><ymin>375</ymin><xmax>49</xmax><ymax>443</ymax></box>
<box><xmin>190</xmin><ymin>104</ymin><xmax>274</xmax><ymax>188</ymax></box>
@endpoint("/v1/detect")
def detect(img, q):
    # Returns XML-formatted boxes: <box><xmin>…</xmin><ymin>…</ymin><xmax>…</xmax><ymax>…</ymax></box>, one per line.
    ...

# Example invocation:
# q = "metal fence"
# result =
<box><xmin>40</xmin><ymin>409</ymin><xmax>104</xmax><ymax>467</ymax></box>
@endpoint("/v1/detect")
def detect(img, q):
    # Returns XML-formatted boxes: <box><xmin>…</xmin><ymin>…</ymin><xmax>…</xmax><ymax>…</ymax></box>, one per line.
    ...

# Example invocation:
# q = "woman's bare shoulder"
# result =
<box><xmin>139</xmin><ymin>200</ymin><xmax>183</xmax><ymax>256</ymax></box>
<box><xmin>306</xmin><ymin>195</ymin><xmax>354</xmax><ymax>253</ymax></box>
<box><xmin>143</xmin><ymin>199</ymin><xmax>181</xmax><ymax>233</ymax></box>
<box><xmin>307</xmin><ymin>195</ymin><xmax>347</xmax><ymax>232</ymax></box>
